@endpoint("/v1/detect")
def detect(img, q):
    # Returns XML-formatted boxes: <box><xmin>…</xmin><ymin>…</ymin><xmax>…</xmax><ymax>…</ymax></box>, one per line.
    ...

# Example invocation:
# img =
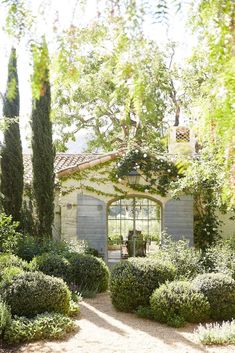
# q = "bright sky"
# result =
<box><xmin>0</xmin><ymin>0</ymin><xmax>196</xmax><ymax>152</ymax></box>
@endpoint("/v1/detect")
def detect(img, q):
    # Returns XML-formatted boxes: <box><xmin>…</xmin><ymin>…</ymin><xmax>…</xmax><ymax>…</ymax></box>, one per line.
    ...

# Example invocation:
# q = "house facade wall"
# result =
<box><xmin>51</xmin><ymin>161</ymin><xmax>233</xmax><ymax>260</ymax></box>
<box><xmin>52</xmin><ymin>163</ymin><xmax>195</xmax><ymax>259</ymax></box>
<box><xmin>217</xmin><ymin>211</ymin><xmax>235</xmax><ymax>239</ymax></box>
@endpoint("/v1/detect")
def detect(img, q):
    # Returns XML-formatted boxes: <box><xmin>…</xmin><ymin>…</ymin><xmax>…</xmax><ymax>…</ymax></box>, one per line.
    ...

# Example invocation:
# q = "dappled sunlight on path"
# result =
<box><xmin>3</xmin><ymin>293</ymin><xmax>235</xmax><ymax>353</ymax></box>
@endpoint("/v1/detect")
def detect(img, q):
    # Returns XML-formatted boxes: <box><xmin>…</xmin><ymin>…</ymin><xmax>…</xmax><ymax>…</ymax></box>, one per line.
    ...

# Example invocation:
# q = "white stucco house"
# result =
<box><xmin>23</xmin><ymin>127</ymin><xmax>234</xmax><ymax>263</ymax></box>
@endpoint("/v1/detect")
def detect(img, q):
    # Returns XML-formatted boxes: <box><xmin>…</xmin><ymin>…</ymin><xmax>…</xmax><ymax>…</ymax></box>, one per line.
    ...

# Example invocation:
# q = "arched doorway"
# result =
<box><xmin>107</xmin><ymin>196</ymin><xmax>161</xmax><ymax>263</ymax></box>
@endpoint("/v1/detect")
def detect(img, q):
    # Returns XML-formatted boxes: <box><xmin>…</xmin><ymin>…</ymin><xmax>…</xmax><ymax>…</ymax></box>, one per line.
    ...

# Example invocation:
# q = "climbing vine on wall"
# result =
<box><xmin>111</xmin><ymin>146</ymin><xmax>184</xmax><ymax>196</ymax></box>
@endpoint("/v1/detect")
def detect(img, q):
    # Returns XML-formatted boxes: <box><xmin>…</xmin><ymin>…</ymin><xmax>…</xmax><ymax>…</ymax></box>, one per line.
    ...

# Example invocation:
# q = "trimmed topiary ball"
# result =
<box><xmin>150</xmin><ymin>280</ymin><xmax>210</xmax><ymax>327</ymax></box>
<box><xmin>67</xmin><ymin>253</ymin><xmax>109</xmax><ymax>293</ymax></box>
<box><xmin>1</xmin><ymin>271</ymin><xmax>71</xmax><ymax>317</ymax></box>
<box><xmin>110</xmin><ymin>257</ymin><xmax>176</xmax><ymax>312</ymax></box>
<box><xmin>31</xmin><ymin>253</ymin><xmax>70</xmax><ymax>282</ymax></box>
<box><xmin>192</xmin><ymin>272</ymin><xmax>235</xmax><ymax>321</ymax></box>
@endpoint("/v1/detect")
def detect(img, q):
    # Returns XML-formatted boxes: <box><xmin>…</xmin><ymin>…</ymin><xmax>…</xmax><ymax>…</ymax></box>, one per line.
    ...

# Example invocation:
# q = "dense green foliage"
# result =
<box><xmin>1</xmin><ymin>271</ymin><xmax>71</xmax><ymax>317</ymax></box>
<box><xmin>0</xmin><ymin>213</ymin><xmax>23</xmax><ymax>253</ymax></box>
<box><xmin>174</xmin><ymin>147</ymin><xmax>230</xmax><ymax>249</ymax></box>
<box><xmin>201</xmin><ymin>241</ymin><xmax>235</xmax><ymax>278</ymax></box>
<box><xmin>0</xmin><ymin>266</ymin><xmax>25</xmax><ymax>284</ymax></box>
<box><xmin>31</xmin><ymin>37</ymin><xmax>55</xmax><ymax>237</ymax></box>
<box><xmin>152</xmin><ymin>236</ymin><xmax>203</xmax><ymax>279</ymax></box>
<box><xmin>0</xmin><ymin>301</ymin><xmax>11</xmax><ymax>336</ymax></box>
<box><xmin>150</xmin><ymin>281</ymin><xmax>210</xmax><ymax>327</ymax></box>
<box><xmin>31</xmin><ymin>252</ymin><xmax>109</xmax><ymax>295</ymax></box>
<box><xmin>67</xmin><ymin>253</ymin><xmax>109</xmax><ymax>294</ymax></box>
<box><xmin>1</xmin><ymin>47</ymin><xmax>24</xmax><ymax>222</ymax></box>
<box><xmin>14</xmin><ymin>234</ymin><xmax>84</xmax><ymax>262</ymax></box>
<box><xmin>0</xmin><ymin>254</ymin><xmax>28</xmax><ymax>279</ymax></box>
<box><xmin>135</xmin><ymin>305</ymin><xmax>154</xmax><ymax>320</ymax></box>
<box><xmin>192</xmin><ymin>273</ymin><xmax>235</xmax><ymax>320</ymax></box>
<box><xmin>189</xmin><ymin>0</ymin><xmax>235</xmax><ymax>149</ymax></box>
<box><xmin>110</xmin><ymin>258</ymin><xmax>176</xmax><ymax>312</ymax></box>
<box><xmin>112</xmin><ymin>146</ymin><xmax>182</xmax><ymax>196</ymax></box>
<box><xmin>68</xmin><ymin>299</ymin><xmax>80</xmax><ymax>317</ymax></box>
<box><xmin>3</xmin><ymin>312</ymin><xmax>75</xmax><ymax>344</ymax></box>
<box><xmin>184</xmin><ymin>0</ymin><xmax>235</xmax><ymax>205</ymax></box>
<box><xmin>31</xmin><ymin>253</ymin><xmax>70</xmax><ymax>282</ymax></box>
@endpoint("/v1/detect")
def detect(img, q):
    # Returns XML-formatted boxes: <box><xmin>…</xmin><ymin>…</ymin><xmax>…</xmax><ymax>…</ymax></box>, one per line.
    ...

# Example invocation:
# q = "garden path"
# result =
<box><xmin>2</xmin><ymin>293</ymin><xmax>234</xmax><ymax>353</ymax></box>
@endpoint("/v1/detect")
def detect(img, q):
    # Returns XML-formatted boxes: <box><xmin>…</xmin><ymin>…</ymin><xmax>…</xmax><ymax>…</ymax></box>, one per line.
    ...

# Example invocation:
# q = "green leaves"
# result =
<box><xmin>111</xmin><ymin>145</ymin><xmax>181</xmax><ymax>196</ymax></box>
<box><xmin>3</xmin><ymin>0</ymin><xmax>34</xmax><ymax>40</ymax></box>
<box><xmin>52</xmin><ymin>22</ymin><xmax>173</xmax><ymax>150</ymax></box>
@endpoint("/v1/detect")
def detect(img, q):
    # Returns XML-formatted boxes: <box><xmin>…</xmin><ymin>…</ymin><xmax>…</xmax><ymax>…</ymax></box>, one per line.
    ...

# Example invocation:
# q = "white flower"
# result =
<box><xmin>118</xmin><ymin>178</ymin><xmax>122</xmax><ymax>183</ymax></box>
<box><xmin>167</xmin><ymin>169</ymin><xmax>171</xmax><ymax>172</ymax></box>
<box><xmin>135</xmin><ymin>149</ymin><xmax>139</xmax><ymax>153</ymax></box>
<box><xmin>143</xmin><ymin>153</ymin><xmax>147</xmax><ymax>158</ymax></box>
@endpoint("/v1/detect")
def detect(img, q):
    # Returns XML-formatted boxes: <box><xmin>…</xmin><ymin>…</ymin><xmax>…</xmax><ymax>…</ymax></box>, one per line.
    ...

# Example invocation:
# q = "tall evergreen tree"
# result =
<box><xmin>1</xmin><ymin>47</ymin><xmax>24</xmax><ymax>221</ymax></box>
<box><xmin>31</xmin><ymin>37</ymin><xmax>54</xmax><ymax>238</ymax></box>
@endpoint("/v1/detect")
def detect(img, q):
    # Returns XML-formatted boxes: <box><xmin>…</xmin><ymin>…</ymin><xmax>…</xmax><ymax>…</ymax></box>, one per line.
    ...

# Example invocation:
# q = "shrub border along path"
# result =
<box><xmin>1</xmin><ymin>293</ymin><xmax>234</xmax><ymax>353</ymax></box>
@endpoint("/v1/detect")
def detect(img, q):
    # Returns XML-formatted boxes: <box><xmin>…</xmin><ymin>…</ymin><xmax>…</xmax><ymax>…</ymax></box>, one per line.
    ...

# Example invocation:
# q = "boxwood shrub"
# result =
<box><xmin>67</xmin><ymin>253</ymin><xmax>109</xmax><ymax>293</ymax></box>
<box><xmin>150</xmin><ymin>280</ymin><xmax>210</xmax><ymax>327</ymax></box>
<box><xmin>192</xmin><ymin>273</ymin><xmax>235</xmax><ymax>320</ymax></box>
<box><xmin>31</xmin><ymin>253</ymin><xmax>70</xmax><ymax>282</ymax></box>
<box><xmin>110</xmin><ymin>257</ymin><xmax>176</xmax><ymax>312</ymax></box>
<box><xmin>1</xmin><ymin>271</ymin><xmax>71</xmax><ymax>317</ymax></box>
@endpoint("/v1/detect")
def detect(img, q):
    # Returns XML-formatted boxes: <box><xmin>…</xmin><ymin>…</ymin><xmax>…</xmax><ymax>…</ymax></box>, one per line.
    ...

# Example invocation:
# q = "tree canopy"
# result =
<box><xmin>52</xmin><ymin>22</ymin><xmax>177</xmax><ymax>151</ymax></box>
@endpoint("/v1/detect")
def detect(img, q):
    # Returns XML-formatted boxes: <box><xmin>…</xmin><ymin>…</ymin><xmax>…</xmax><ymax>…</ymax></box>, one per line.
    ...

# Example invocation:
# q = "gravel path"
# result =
<box><xmin>1</xmin><ymin>293</ymin><xmax>235</xmax><ymax>353</ymax></box>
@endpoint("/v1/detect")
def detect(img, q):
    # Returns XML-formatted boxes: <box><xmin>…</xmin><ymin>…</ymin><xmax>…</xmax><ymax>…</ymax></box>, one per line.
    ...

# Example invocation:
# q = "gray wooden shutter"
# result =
<box><xmin>163</xmin><ymin>195</ymin><xmax>194</xmax><ymax>245</ymax></box>
<box><xmin>77</xmin><ymin>194</ymin><xmax>107</xmax><ymax>261</ymax></box>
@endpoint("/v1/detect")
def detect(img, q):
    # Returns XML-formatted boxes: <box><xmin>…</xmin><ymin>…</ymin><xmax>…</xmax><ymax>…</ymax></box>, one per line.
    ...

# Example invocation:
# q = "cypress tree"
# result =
<box><xmin>31</xmin><ymin>37</ymin><xmax>54</xmax><ymax>238</ymax></box>
<box><xmin>1</xmin><ymin>47</ymin><xmax>24</xmax><ymax>221</ymax></box>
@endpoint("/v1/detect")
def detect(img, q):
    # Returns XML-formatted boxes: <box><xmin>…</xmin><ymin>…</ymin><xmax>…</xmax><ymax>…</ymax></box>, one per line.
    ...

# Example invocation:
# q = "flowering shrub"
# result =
<box><xmin>111</xmin><ymin>146</ymin><xmax>182</xmax><ymax>196</ymax></box>
<box><xmin>195</xmin><ymin>320</ymin><xmax>235</xmax><ymax>345</ymax></box>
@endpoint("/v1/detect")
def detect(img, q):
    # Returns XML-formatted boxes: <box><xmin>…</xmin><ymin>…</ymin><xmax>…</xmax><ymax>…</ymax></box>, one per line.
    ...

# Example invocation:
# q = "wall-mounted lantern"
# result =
<box><xmin>127</xmin><ymin>169</ymin><xmax>140</xmax><ymax>186</ymax></box>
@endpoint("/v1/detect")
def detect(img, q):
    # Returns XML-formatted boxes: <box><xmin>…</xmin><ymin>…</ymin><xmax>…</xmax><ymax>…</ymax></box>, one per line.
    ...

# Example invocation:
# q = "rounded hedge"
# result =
<box><xmin>150</xmin><ymin>280</ymin><xmax>210</xmax><ymax>327</ymax></box>
<box><xmin>1</xmin><ymin>271</ymin><xmax>71</xmax><ymax>317</ymax></box>
<box><xmin>31</xmin><ymin>253</ymin><xmax>70</xmax><ymax>282</ymax></box>
<box><xmin>110</xmin><ymin>257</ymin><xmax>176</xmax><ymax>312</ymax></box>
<box><xmin>192</xmin><ymin>272</ymin><xmax>235</xmax><ymax>320</ymax></box>
<box><xmin>67</xmin><ymin>253</ymin><xmax>109</xmax><ymax>293</ymax></box>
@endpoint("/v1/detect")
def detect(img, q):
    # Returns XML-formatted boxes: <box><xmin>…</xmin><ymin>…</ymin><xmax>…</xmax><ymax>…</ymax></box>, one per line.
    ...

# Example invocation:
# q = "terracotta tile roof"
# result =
<box><xmin>23</xmin><ymin>153</ymin><xmax>103</xmax><ymax>183</ymax></box>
